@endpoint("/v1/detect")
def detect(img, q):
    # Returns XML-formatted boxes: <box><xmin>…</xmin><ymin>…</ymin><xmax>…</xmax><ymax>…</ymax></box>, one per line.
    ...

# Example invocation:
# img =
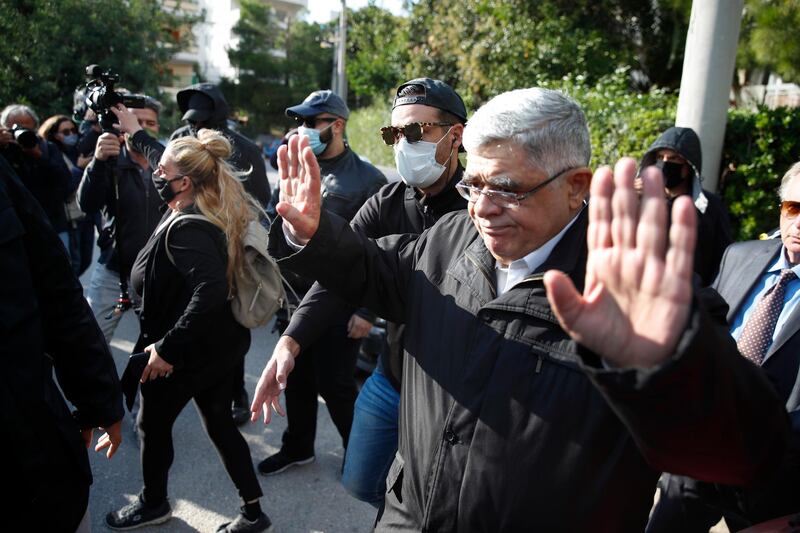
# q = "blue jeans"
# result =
<box><xmin>85</xmin><ymin>262</ymin><xmax>129</xmax><ymax>343</ymax></box>
<box><xmin>341</xmin><ymin>361</ymin><xmax>400</xmax><ymax>507</ymax></box>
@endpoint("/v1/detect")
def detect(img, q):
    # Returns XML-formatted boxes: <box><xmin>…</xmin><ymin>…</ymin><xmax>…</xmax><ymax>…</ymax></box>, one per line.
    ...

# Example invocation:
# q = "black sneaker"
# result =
<box><xmin>105</xmin><ymin>495</ymin><xmax>171</xmax><ymax>530</ymax></box>
<box><xmin>232</xmin><ymin>389</ymin><xmax>250</xmax><ymax>426</ymax></box>
<box><xmin>257</xmin><ymin>449</ymin><xmax>315</xmax><ymax>476</ymax></box>
<box><xmin>216</xmin><ymin>511</ymin><xmax>274</xmax><ymax>532</ymax></box>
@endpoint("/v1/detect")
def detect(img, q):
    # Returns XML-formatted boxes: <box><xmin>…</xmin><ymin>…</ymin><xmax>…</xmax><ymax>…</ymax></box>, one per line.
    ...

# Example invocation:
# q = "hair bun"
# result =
<box><xmin>197</xmin><ymin>129</ymin><xmax>232</xmax><ymax>160</ymax></box>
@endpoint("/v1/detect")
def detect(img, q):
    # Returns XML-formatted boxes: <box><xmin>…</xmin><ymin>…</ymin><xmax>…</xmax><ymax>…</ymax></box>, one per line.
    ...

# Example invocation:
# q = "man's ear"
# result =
<box><xmin>566</xmin><ymin>167</ymin><xmax>592</xmax><ymax>210</ymax></box>
<box><xmin>450</xmin><ymin>123</ymin><xmax>464</xmax><ymax>150</ymax></box>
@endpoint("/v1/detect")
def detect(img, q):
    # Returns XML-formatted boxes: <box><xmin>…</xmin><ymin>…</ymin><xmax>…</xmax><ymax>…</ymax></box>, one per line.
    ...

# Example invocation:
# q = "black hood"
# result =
<box><xmin>639</xmin><ymin>126</ymin><xmax>702</xmax><ymax>180</ymax></box>
<box><xmin>176</xmin><ymin>83</ymin><xmax>230</xmax><ymax>127</ymax></box>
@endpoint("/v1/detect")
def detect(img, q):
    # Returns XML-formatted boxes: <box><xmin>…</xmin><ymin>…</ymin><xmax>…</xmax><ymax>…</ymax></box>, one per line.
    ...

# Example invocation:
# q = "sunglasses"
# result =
<box><xmin>58</xmin><ymin>127</ymin><xmax>77</xmax><ymax>135</ymax></box>
<box><xmin>380</xmin><ymin>122</ymin><xmax>453</xmax><ymax>145</ymax></box>
<box><xmin>781</xmin><ymin>200</ymin><xmax>800</xmax><ymax>219</ymax></box>
<box><xmin>293</xmin><ymin>116</ymin><xmax>337</xmax><ymax>128</ymax></box>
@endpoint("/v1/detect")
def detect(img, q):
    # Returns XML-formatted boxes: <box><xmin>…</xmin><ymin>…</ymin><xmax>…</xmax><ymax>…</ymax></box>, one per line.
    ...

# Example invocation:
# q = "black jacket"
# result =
<box><xmin>78</xmin><ymin>147</ymin><xmax>162</xmax><ymax>276</ymax></box>
<box><xmin>0</xmin><ymin>156</ymin><xmax>123</xmax><ymax>531</ymax></box>
<box><xmin>284</xmin><ymin>165</ymin><xmax>466</xmax><ymax>389</ymax></box>
<box><xmin>640</xmin><ymin>127</ymin><xmax>733</xmax><ymax>285</ymax></box>
<box><xmin>271</xmin><ymin>207</ymin><xmax>788</xmax><ymax>532</ymax></box>
<box><xmin>171</xmin><ymin>83</ymin><xmax>271</xmax><ymax>208</ymax></box>
<box><xmin>130</xmin><ymin>207</ymin><xmax>250</xmax><ymax>390</ymax></box>
<box><xmin>1</xmin><ymin>139</ymin><xmax>71</xmax><ymax>232</ymax></box>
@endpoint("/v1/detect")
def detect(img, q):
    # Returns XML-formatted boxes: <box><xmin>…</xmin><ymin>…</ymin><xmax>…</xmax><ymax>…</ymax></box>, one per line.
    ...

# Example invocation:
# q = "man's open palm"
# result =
<box><xmin>276</xmin><ymin>134</ymin><xmax>322</xmax><ymax>245</ymax></box>
<box><xmin>545</xmin><ymin>158</ymin><xmax>696</xmax><ymax>368</ymax></box>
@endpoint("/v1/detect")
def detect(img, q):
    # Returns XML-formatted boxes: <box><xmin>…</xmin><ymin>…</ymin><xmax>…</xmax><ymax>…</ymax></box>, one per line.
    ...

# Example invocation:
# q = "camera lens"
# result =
<box><xmin>12</xmin><ymin>126</ymin><xmax>37</xmax><ymax>150</ymax></box>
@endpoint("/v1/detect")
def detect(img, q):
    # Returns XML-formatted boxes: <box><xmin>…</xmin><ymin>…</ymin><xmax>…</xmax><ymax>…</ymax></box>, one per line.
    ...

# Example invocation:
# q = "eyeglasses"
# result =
<box><xmin>380</xmin><ymin>122</ymin><xmax>453</xmax><ymax>145</ymax></box>
<box><xmin>781</xmin><ymin>200</ymin><xmax>800</xmax><ymax>219</ymax></box>
<box><xmin>456</xmin><ymin>168</ymin><xmax>573</xmax><ymax>209</ymax></box>
<box><xmin>293</xmin><ymin>116</ymin><xmax>337</xmax><ymax>129</ymax></box>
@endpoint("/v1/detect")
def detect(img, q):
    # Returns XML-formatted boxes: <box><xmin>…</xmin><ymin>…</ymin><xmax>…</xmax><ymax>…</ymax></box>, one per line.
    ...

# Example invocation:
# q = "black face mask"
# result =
<box><xmin>655</xmin><ymin>160</ymin><xmax>686</xmax><ymax>189</ymax></box>
<box><xmin>152</xmin><ymin>174</ymin><xmax>183</xmax><ymax>203</ymax></box>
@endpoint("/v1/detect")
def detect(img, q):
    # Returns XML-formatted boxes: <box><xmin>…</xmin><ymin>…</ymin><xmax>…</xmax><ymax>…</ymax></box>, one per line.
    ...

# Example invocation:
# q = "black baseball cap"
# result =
<box><xmin>286</xmin><ymin>90</ymin><xmax>350</xmax><ymax>120</ymax></box>
<box><xmin>392</xmin><ymin>78</ymin><xmax>467</xmax><ymax>124</ymax></box>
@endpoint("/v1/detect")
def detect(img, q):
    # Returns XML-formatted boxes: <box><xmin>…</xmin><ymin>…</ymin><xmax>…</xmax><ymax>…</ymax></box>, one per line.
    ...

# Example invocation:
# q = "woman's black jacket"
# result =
<box><xmin>131</xmin><ymin>207</ymin><xmax>249</xmax><ymax>390</ymax></box>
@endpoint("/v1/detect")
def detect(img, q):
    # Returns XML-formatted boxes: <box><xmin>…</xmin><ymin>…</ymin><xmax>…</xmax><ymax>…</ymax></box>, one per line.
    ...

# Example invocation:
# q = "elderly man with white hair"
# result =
<box><xmin>253</xmin><ymin>87</ymin><xmax>789</xmax><ymax>531</ymax></box>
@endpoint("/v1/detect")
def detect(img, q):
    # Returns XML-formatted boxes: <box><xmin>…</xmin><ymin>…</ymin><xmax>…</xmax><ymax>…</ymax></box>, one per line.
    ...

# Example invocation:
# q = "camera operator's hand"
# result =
<box><xmin>0</xmin><ymin>128</ymin><xmax>13</xmax><ymax>148</ymax></box>
<box><xmin>77</xmin><ymin>153</ymin><xmax>92</xmax><ymax>169</ymax></box>
<box><xmin>94</xmin><ymin>132</ymin><xmax>121</xmax><ymax>161</ymax></box>
<box><xmin>110</xmin><ymin>104</ymin><xmax>142</xmax><ymax>135</ymax></box>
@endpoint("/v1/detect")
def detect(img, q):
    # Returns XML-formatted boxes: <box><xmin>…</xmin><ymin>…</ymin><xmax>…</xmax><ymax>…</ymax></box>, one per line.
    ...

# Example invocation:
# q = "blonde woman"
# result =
<box><xmin>105</xmin><ymin>108</ymin><xmax>272</xmax><ymax>533</ymax></box>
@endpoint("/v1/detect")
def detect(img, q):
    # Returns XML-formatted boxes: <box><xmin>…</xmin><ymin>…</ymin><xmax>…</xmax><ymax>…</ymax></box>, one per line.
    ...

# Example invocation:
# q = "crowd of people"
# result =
<box><xmin>1</xmin><ymin>73</ymin><xmax>798</xmax><ymax>533</ymax></box>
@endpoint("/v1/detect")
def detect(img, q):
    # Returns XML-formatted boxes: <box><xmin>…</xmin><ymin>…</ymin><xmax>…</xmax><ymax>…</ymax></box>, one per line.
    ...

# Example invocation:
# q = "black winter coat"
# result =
<box><xmin>78</xmin><ymin>147</ymin><xmax>162</xmax><ymax>276</ymax></box>
<box><xmin>130</xmin><ymin>207</ymin><xmax>250</xmax><ymax>390</ymax></box>
<box><xmin>0</xmin><ymin>156</ymin><xmax>123</xmax><ymax>531</ymax></box>
<box><xmin>271</xmin><ymin>207</ymin><xmax>789</xmax><ymax>532</ymax></box>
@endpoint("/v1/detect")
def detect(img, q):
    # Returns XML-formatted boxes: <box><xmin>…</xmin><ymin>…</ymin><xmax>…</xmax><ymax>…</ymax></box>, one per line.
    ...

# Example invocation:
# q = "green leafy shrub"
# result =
<box><xmin>720</xmin><ymin>106</ymin><xmax>800</xmax><ymax>240</ymax></box>
<box><xmin>550</xmin><ymin>70</ymin><xmax>678</xmax><ymax>168</ymax></box>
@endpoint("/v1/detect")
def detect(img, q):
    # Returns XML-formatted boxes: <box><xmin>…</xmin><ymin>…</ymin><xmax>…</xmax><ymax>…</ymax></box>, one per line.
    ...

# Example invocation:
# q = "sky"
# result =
<box><xmin>305</xmin><ymin>0</ymin><xmax>407</xmax><ymax>24</ymax></box>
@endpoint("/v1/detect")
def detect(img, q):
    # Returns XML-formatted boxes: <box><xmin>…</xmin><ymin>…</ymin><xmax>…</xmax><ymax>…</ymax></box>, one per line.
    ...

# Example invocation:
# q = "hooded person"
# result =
<box><xmin>171</xmin><ymin>83</ymin><xmax>271</xmax><ymax>426</ymax></box>
<box><xmin>638</xmin><ymin>126</ymin><xmax>733</xmax><ymax>286</ymax></box>
<box><xmin>171</xmin><ymin>83</ymin><xmax>270</xmax><ymax>209</ymax></box>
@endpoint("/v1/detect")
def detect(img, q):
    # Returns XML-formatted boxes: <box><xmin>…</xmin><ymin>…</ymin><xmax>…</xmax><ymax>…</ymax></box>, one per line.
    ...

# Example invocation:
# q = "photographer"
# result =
<box><xmin>1</xmin><ymin>104</ymin><xmax>71</xmax><ymax>247</ymax></box>
<box><xmin>78</xmin><ymin>96</ymin><xmax>163</xmax><ymax>342</ymax></box>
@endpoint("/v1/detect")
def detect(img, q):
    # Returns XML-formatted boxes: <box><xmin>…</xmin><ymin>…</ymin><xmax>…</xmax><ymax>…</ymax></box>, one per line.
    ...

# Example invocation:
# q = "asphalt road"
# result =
<box><xmin>82</xmin><ymin>287</ymin><xmax>376</xmax><ymax>532</ymax></box>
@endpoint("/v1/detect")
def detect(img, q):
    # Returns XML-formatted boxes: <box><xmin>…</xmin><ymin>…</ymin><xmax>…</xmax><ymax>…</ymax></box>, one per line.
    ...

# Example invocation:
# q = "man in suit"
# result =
<box><xmin>647</xmin><ymin>162</ymin><xmax>800</xmax><ymax>532</ymax></box>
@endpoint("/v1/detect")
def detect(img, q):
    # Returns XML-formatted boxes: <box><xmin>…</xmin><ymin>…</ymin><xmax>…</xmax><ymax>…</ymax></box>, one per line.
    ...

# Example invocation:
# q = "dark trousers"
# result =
<box><xmin>281</xmin><ymin>324</ymin><xmax>360</xmax><ymax>457</ymax></box>
<box><xmin>138</xmin><ymin>368</ymin><xmax>263</xmax><ymax>504</ymax></box>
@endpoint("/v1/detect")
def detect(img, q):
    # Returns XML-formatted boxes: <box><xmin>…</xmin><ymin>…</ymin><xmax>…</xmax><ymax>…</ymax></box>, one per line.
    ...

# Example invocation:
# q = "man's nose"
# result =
<box><xmin>472</xmin><ymin>190</ymin><xmax>503</xmax><ymax>217</ymax></box>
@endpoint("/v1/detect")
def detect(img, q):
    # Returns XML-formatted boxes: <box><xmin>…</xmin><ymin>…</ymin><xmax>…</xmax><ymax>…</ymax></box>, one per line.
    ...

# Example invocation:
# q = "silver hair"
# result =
<box><xmin>1</xmin><ymin>104</ymin><xmax>39</xmax><ymax>128</ymax></box>
<box><xmin>779</xmin><ymin>161</ymin><xmax>800</xmax><ymax>201</ymax></box>
<box><xmin>462</xmin><ymin>88</ymin><xmax>591</xmax><ymax>176</ymax></box>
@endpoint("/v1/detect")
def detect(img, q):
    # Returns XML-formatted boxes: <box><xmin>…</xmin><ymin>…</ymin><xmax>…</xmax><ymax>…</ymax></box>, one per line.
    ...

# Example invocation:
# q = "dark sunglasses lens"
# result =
<box><xmin>782</xmin><ymin>201</ymin><xmax>800</xmax><ymax>218</ymax></box>
<box><xmin>293</xmin><ymin>116</ymin><xmax>312</xmax><ymax>128</ymax></box>
<box><xmin>403</xmin><ymin>123</ymin><xmax>423</xmax><ymax>143</ymax></box>
<box><xmin>381</xmin><ymin>127</ymin><xmax>396</xmax><ymax>146</ymax></box>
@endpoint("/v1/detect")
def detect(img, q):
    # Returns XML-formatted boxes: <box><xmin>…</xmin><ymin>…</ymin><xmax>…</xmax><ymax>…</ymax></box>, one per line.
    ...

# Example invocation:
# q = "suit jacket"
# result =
<box><xmin>714</xmin><ymin>239</ymin><xmax>800</xmax><ymax>416</ymax></box>
<box><xmin>711</xmin><ymin>238</ymin><xmax>800</xmax><ymax>520</ymax></box>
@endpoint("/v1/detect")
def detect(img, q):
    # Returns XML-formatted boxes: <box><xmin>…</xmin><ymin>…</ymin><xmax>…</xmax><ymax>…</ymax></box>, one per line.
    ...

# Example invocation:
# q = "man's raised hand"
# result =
<box><xmin>275</xmin><ymin>134</ymin><xmax>322</xmax><ymax>245</ymax></box>
<box><xmin>544</xmin><ymin>157</ymin><xmax>696</xmax><ymax>368</ymax></box>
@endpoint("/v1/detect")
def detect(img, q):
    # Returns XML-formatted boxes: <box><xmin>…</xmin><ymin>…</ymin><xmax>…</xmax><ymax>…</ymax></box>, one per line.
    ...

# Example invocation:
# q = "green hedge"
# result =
<box><xmin>720</xmin><ymin>106</ymin><xmax>800</xmax><ymax>240</ymax></box>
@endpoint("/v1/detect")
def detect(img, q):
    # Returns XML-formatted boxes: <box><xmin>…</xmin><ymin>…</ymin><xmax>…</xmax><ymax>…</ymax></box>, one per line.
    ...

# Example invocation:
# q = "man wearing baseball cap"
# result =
<box><xmin>257</xmin><ymin>89</ymin><xmax>386</xmax><ymax>476</ymax></box>
<box><xmin>254</xmin><ymin>79</ymin><xmax>468</xmax><ymax>507</ymax></box>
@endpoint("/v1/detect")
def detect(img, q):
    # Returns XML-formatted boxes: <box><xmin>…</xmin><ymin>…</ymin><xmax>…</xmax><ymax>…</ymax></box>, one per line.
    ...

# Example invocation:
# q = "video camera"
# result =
<box><xmin>83</xmin><ymin>65</ymin><xmax>146</xmax><ymax>133</ymax></box>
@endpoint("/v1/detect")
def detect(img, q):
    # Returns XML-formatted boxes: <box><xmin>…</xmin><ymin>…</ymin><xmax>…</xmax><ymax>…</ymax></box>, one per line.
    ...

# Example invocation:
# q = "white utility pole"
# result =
<box><xmin>335</xmin><ymin>0</ymin><xmax>348</xmax><ymax>100</ymax></box>
<box><xmin>676</xmin><ymin>0</ymin><xmax>744</xmax><ymax>192</ymax></box>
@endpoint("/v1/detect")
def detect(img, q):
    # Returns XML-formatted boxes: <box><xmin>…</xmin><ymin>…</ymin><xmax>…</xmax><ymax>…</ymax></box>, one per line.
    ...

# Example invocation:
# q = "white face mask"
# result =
<box><xmin>393</xmin><ymin>128</ymin><xmax>452</xmax><ymax>189</ymax></box>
